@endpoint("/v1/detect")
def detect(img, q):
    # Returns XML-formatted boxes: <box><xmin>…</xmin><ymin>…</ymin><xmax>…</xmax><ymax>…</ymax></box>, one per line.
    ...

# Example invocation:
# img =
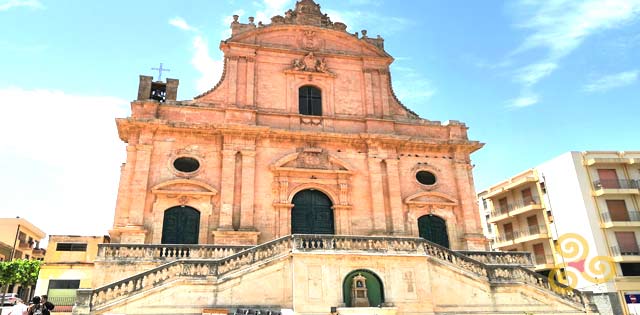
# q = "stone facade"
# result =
<box><xmin>75</xmin><ymin>1</ymin><xmax>600</xmax><ymax>314</ymax></box>
<box><xmin>110</xmin><ymin>0</ymin><xmax>485</xmax><ymax>251</ymax></box>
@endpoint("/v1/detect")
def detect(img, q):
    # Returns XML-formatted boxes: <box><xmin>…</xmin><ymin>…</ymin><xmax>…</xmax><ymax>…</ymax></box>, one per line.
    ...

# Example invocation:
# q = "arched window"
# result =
<box><xmin>299</xmin><ymin>85</ymin><xmax>322</xmax><ymax>116</ymax></box>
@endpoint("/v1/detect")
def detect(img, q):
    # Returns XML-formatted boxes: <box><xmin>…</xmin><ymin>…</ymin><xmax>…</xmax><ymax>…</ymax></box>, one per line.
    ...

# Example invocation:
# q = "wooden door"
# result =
<box><xmin>527</xmin><ymin>215</ymin><xmax>540</xmax><ymax>234</ymax></box>
<box><xmin>615</xmin><ymin>232</ymin><xmax>639</xmax><ymax>254</ymax></box>
<box><xmin>503</xmin><ymin>222</ymin><xmax>513</xmax><ymax>240</ymax></box>
<box><xmin>597</xmin><ymin>169</ymin><xmax>620</xmax><ymax>188</ymax></box>
<box><xmin>533</xmin><ymin>243</ymin><xmax>546</xmax><ymax>264</ymax></box>
<box><xmin>161</xmin><ymin>206</ymin><xmax>200</xmax><ymax>244</ymax></box>
<box><xmin>521</xmin><ymin>188</ymin><xmax>533</xmax><ymax>204</ymax></box>
<box><xmin>418</xmin><ymin>215</ymin><xmax>450</xmax><ymax>248</ymax></box>
<box><xmin>606</xmin><ymin>200</ymin><xmax>629</xmax><ymax>221</ymax></box>
<box><xmin>291</xmin><ymin>190</ymin><xmax>334</xmax><ymax>234</ymax></box>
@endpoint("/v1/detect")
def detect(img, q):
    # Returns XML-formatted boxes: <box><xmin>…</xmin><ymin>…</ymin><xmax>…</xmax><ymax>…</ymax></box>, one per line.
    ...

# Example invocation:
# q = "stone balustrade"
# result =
<box><xmin>292</xmin><ymin>234</ymin><xmax>423</xmax><ymax>254</ymax></box>
<box><xmin>456</xmin><ymin>250</ymin><xmax>534</xmax><ymax>266</ymax></box>
<box><xmin>75</xmin><ymin>235</ymin><xmax>588</xmax><ymax>314</ymax></box>
<box><xmin>96</xmin><ymin>243</ymin><xmax>250</xmax><ymax>261</ymax></box>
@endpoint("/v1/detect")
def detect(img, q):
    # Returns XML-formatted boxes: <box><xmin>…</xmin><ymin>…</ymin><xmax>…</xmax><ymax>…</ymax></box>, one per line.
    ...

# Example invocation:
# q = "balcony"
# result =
<box><xmin>592</xmin><ymin>179</ymin><xmax>639</xmax><ymax>196</ymax></box>
<box><xmin>600</xmin><ymin>210</ymin><xmax>640</xmax><ymax>228</ymax></box>
<box><xmin>487</xmin><ymin>197</ymin><xmax>543</xmax><ymax>223</ymax></box>
<box><xmin>514</xmin><ymin>225</ymin><xmax>549</xmax><ymax>243</ymax></box>
<box><xmin>493</xmin><ymin>232</ymin><xmax>515</xmax><ymax>248</ymax></box>
<box><xmin>533</xmin><ymin>254</ymin><xmax>555</xmax><ymax>269</ymax></box>
<box><xmin>18</xmin><ymin>240</ymin><xmax>32</xmax><ymax>249</ymax></box>
<box><xmin>610</xmin><ymin>245</ymin><xmax>640</xmax><ymax>262</ymax></box>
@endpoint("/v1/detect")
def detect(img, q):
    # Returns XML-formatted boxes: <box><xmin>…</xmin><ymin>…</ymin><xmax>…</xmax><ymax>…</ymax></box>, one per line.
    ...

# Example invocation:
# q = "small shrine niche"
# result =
<box><xmin>351</xmin><ymin>273</ymin><xmax>370</xmax><ymax>307</ymax></box>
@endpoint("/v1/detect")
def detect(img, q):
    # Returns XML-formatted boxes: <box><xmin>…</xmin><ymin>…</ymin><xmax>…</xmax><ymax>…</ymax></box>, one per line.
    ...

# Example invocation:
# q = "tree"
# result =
<box><xmin>0</xmin><ymin>259</ymin><xmax>42</xmax><ymax>305</ymax></box>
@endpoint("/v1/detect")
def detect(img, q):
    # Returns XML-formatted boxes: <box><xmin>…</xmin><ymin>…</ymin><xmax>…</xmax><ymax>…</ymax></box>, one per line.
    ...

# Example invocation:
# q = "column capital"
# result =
<box><xmin>241</xmin><ymin>150</ymin><xmax>257</xmax><ymax>157</ymax></box>
<box><xmin>221</xmin><ymin>149</ymin><xmax>237</xmax><ymax>157</ymax></box>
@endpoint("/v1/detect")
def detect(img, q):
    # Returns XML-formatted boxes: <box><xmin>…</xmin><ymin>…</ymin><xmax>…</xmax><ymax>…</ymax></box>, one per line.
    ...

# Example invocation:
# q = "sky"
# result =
<box><xmin>0</xmin><ymin>0</ymin><xmax>639</xmax><ymax>239</ymax></box>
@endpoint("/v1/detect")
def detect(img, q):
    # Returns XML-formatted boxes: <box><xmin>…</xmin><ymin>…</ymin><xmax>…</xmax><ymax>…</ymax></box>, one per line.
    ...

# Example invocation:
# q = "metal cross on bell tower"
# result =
<box><xmin>151</xmin><ymin>63</ymin><xmax>171</xmax><ymax>81</ymax></box>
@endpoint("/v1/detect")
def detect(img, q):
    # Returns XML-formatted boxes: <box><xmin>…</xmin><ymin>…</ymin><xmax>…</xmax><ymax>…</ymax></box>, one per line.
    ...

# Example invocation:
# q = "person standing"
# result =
<box><xmin>27</xmin><ymin>297</ymin><xmax>42</xmax><ymax>315</ymax></box>
<box><xmin>39</xmin><ymin>296</ymin><xmax>54</xmax><ymax>315</ymax></box>
<box><xmin>7</xmin><ymin>298</ymin><xmax>28</xmax><ymax>315</ymax></box>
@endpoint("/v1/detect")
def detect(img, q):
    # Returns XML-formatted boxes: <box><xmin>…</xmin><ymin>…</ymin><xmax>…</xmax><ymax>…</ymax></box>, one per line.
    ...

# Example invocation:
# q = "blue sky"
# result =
<box><xmin>1</xmin><ymin>0</ymin><xmax>639</xmax><ymax>237</ymax></box>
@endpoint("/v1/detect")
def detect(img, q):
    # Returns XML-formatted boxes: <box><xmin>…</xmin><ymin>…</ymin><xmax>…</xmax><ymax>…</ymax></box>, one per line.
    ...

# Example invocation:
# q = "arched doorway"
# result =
<box><xmin>291</xmin><ymin>189</ymin><xmax>334</xmax><ymax>234</ymax></box>
<box><xmin>161</xmin><ymin>206</ymin><xmax>200</xmax><ymax>244</ymax></box>
<box><xmin>342</xmin><ymin>269</ymin><xmax>384</xmax><ymax>307</ymax></box>
<box><xmin>418</xmin><ymin>214</ymin><xmax>450</xmax><ymax>248</ymax></box>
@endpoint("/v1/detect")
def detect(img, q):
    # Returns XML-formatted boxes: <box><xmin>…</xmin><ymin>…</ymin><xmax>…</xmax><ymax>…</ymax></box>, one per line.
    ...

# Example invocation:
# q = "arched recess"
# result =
<box><xmin>417</xmin><ymin>214</ymin><xmax>450</xmax><ymax>248</ymax></box>
<box><xmin>150</xmin><ymin>179</ymin><xmax>218</xmax><ymax>244</ymax></box>
<box><xmin>271</xmin><ymin>148</ymin><xmax>353</xmax><ymax>237</ymax></box>
<box><xmin>404</xmin><ymin>191</ymin><xmax>459</xmax><ymax>248</ymax></box>
<box><xmin>342</xmin><ymin>269</ymin><xmax>385</xmax><ymax>307</ymax></box>
<box><xmin>291</xmin><ymin>189</ymin><xmax>334</xmax><ymax>234</ymax></box>
<box><xmin>161</xmin><ymin>206</ymin><xmax>200</xmax><ymax>244</ymax></box>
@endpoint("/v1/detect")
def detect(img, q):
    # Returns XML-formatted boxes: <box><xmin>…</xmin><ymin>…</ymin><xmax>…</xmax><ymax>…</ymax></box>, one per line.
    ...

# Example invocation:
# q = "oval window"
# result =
<box><xmin>416</xmin><ymin>170</ymin><xmax>436</xmax><ymax>185</ymax></box>
<box><xmin>173</xmin><ymin>157</ymin><xmax>200</xmax><ymax>173</ymax></box>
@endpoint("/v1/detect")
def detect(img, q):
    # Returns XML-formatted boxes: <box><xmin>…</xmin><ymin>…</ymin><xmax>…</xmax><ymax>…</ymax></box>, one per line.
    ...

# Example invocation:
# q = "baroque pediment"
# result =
<box><xmin>151</xmin><ymin>179</ymin><xmax>218</xmax><ymax>196</ymax></box>
<box><xmin>404</xmin><ymin>191</ymin><xmax>457</xmax><ymax>206</ymax></box>
<box><xmin>272</xmin><ymin>148</ymin><xmax>352</xmax><ymax>173</ymax></box>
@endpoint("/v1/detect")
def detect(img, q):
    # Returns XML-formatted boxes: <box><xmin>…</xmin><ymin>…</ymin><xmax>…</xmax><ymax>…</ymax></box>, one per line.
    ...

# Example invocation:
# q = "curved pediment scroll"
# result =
<box><xmin>404</xmin><ymin>191</ymin><xmax>458</xmax><ymax>207</ymax></box>
<box><xmin>151</xmin><ymin>179</ymin><xmax>219</xmax><ymax>196</ymax></box>
<box><xmin>271</xmin><ymin>148</ymin><xmax>353</xmax><ymax>173</ymax></box>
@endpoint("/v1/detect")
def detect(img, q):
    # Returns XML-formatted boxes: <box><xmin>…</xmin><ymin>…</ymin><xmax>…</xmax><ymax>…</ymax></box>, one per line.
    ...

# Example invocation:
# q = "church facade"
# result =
<box><xmin>73</xmin><ymin>1</ymin><xmax>599</xmax><ymax>314</ymax></box>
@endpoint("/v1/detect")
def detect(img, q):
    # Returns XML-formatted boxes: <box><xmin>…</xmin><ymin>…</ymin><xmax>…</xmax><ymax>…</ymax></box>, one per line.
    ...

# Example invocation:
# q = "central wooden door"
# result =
<box><xmin>161</xmin><ymin>206</ymin><xmax>200</xmax><ymax>244</ymax></box>
<box><xmin>291</xmin><ymin>189</ymin><xmax>334</xmax><ymax>234</ymax></box>
<box><xmin>418</xmin><ymin>215</ymin><xmax>450</xmax><ymax>248</ymax></box>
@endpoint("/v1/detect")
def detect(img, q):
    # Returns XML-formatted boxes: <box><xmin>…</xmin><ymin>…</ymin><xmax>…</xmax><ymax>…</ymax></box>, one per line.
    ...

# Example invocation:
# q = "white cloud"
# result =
<box><xmin>583</xmin><ymin>70</ymin><xmax>638</xmax><ymax>92</ymax></box>
<box><xmin>192</xmin><ymin>36</ymin><xmax>224</xmax><ymax>93</ymax></box>
<box><xmin>169</xmin><ymin>17</ymin><xmax>198</xmax><ymax>32</ymax></box>
<box><xmin>515</xmin><ymin>62</ymin><xmax>557</xmax><ymax>87</ymax></box>
<box><xmin>507</xmin><ymin>94</ymin><xmax>539</xmax><ymax>108</ymax></box>
<box><xmin>391</xmin><ymin>65</ymin><xmax>437</xmax><ymax>105</ymax></box>
<box><xmin>506</xmin><ymin>0</ymin><xmax>640</xmax><ymax>107</ymax></box>
<box><xmin>0</xmin><ymin>87</ymin><xmax>129</xmax><ymax>236</ymax></box>
<box><xmin>0</xmin><ymin>0</ymin><xmax>43</xmax><ymax>11</ymax></box>
<box><xmin>324</xmin><ymin>9</ymin><xmax>411</xmax><ymax>34</ymax></box>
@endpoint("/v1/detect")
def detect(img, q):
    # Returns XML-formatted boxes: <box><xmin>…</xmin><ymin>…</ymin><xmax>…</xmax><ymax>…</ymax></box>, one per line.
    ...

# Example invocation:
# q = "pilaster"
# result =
<box><xmin>129</xmin><ymin>144</ymin><xmax>153</xmax><ymax>226</ymax></box>
<box><xmin>219</xmin><ymin>149</ymin><xmax>237</xmax><ymax>230</ymax></box>
<box><xmin>240</xmin><ymin>150</ymin><xmax>257</xmax><ymax>230</ymax></box>
<box><xmin>367</xmin><ymin>156</ymin><xmax>387</xmax><ymax>233</ymax></box>
<box><xmin>385</xmin><ymin>158</ymin><xmax>406</xmax><ymax>235</ymax></box>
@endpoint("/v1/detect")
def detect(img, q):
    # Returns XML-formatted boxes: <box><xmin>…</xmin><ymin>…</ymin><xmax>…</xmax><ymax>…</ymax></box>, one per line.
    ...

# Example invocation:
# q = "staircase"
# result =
<box><xmin>73</xmin><ymin>235</ymin><xmax>594</xmax><ymax>314</ymax></box>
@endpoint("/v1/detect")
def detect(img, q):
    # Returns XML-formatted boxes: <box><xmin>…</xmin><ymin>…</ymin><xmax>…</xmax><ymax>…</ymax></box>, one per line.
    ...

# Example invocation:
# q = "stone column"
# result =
<box><xmin>367</xmin><ymin>156</ymin><xmax>387</xmax><ymax>233</ymax></box>
<box><xmin>227</xmin><ymin>56</ymin><xmax>238</xmax><ymax>105</ymax></box>
<box><xmin>246</xmin><ymin>57</ymin><xmax>255</xmax><ymax>105</ymax></box>
<box><xmin>240</xmin><ymin>150</ymin><xmax>256</xmax><ymax>230</ymax></box>
<box><xmin>113</xmin><ymin>145</ymin><xmax>136</xmax><ymax>227</ymax></box>
<box><xmin>274</xmin><ymin>204</ymin><xmax>294</xmax><ymax>237</ymax></box>
<box><xmin>128</xmin><ymin>144</ymin><xmax>152</xmax><ymax>226</ymax></box>
<box><xmin>453</xmin><ymin>154</ymin><xmax>486</xmax><ymax>250</ymax></box>
<box><xmin>385</xmin><ymin>159</ymin><xmax>405</xmax><ymax>234</ymax></box>
<box><xmin>219</xmin><ymin>149</ymin><xmax>237</xmax><ymax>230</ymax></box>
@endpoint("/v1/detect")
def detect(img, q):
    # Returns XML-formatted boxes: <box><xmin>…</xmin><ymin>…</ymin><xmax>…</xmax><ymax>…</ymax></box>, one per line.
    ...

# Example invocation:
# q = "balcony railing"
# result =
<box><xmin>600</xmin><ymin>210</ymin><xmax>640</xmax><ymax>223</ymax></box>
<box><xmin>593</xmin><ymin>179</ymin><xmax>638</xmax><ymax>190</ymax></box>
<box><xmin>611</xmin><ymin>245</ymin><xmax>640</xmax><ymax>256</ymax></box>
<box><xmin>515</xmin><ymin>225</ymin><xmax>547</xmax><ymax>239</ymax></box>
<box><xmin>495</xmin><ymin>232</ymin><xmax>514</xmax><ymax>243</ymax></box>
<box><xmin>490</xmin><ymin>197</ymin><xmax>541</xmax><ymax>217</ymax></box>
<box><xmin>534</xmin><ymin>254</ymin><xmax>554</xmax><ymax>265</ymax></box>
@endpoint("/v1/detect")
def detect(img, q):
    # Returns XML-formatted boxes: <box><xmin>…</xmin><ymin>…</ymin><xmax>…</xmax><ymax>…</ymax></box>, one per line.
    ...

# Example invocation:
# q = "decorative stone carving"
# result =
<box><xmin>292</xmin><ymin>52</ymin><xmax>333</xmax><ymax>75</ymax></box>
<box><xmin>301</xmin><ymin>30</ymin><xmax>320</xmax><ymax>51</ymax></box>
<box><xmin>296</xmin><ymin>148</ymin><xmax>330</xmax><ymax>169</ymax></box>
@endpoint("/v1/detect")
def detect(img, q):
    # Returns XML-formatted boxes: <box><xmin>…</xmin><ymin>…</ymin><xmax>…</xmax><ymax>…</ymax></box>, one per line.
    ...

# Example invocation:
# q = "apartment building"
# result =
<box><xmin>34</xmin><ymin>235</ymin><xmax>110</xmax><ymax>312</ymax></box>
<box><xmin>0</xmin><ymin>217</ymin><xmax>46</xmax><ymax>261</ymax></box>
<box><xmin>0</xmin><ymin>217</ymin><xmax>47</xmax><ymax>302</ymax></box>
<box><xmin>478</xmin><ymin>151</ymin><xmax>640</xmax><ymax>315</ymax></box>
